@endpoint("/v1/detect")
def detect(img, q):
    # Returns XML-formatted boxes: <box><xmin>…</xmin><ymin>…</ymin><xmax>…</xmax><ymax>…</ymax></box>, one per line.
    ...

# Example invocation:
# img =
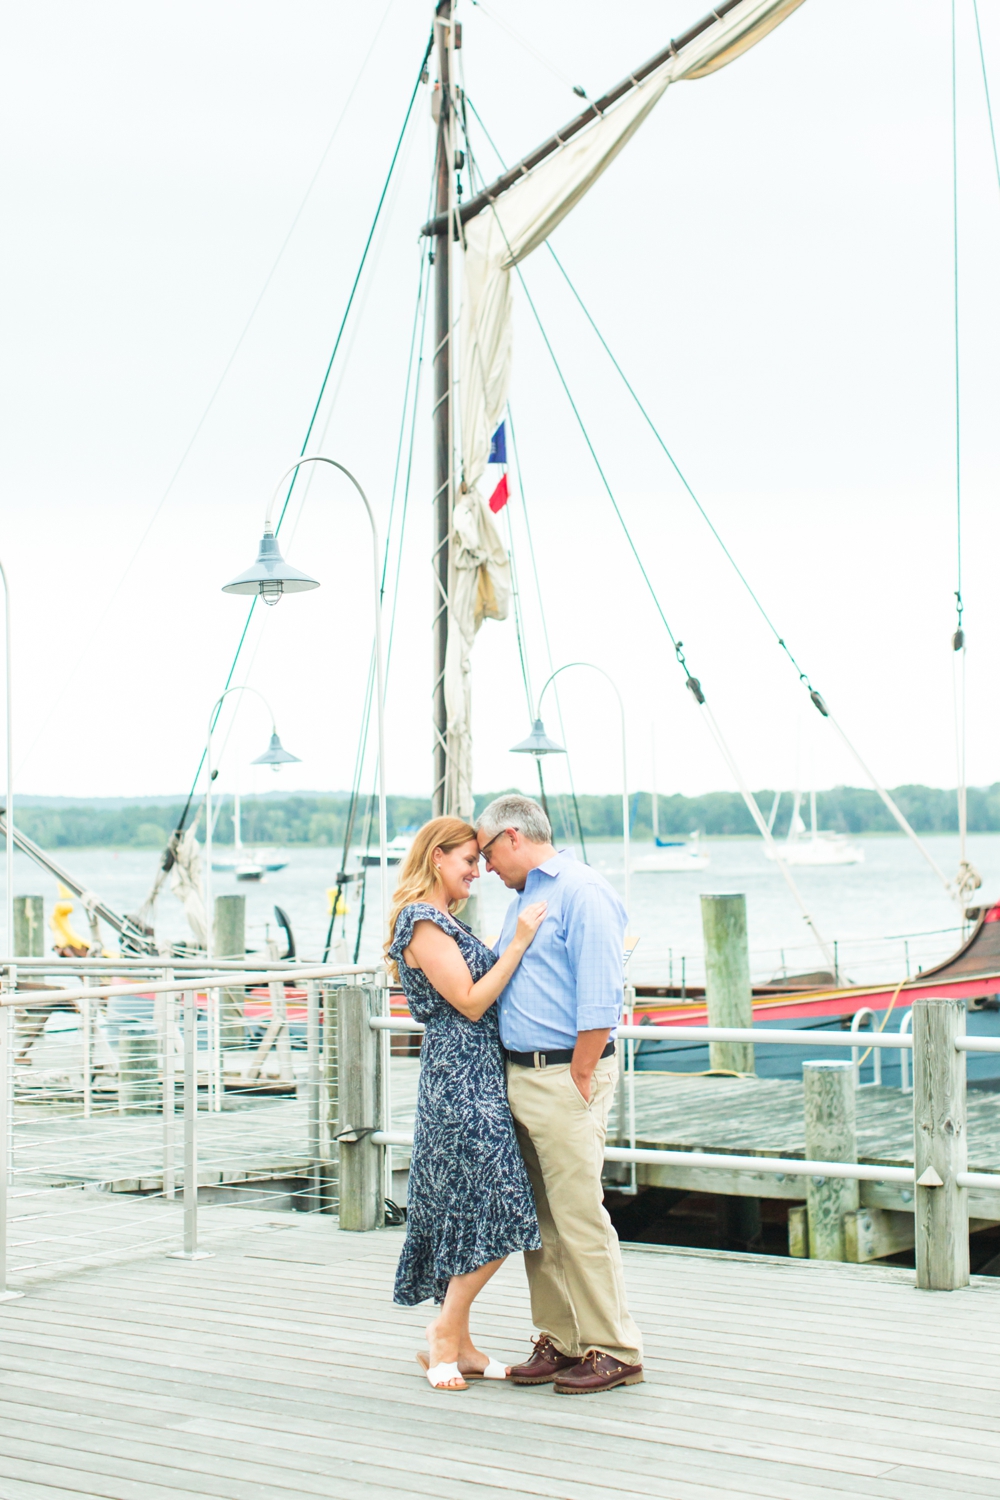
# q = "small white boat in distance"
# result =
<box><xmin>212</xmin><ymin>793</ymin><xmax>288</xmax><ymax>882</ymax></box>
<box><xmin>361</xmin><ymin>835</ymin><xmax>414</xmax><ymax>868</ymax></box>
<box><xmin>633</xmin><ymin>832</ymin><xmax>710</xmax><ymax>873</ymax></box>
<box><xmin>634</xmin><ymin>730</ymin><xmax>710</xmax><ymax>872</ymax></box>
<box><xmin>764</xmin><ymin>791</ymin><xmax>864</xmax><ymax>867</ymax></box>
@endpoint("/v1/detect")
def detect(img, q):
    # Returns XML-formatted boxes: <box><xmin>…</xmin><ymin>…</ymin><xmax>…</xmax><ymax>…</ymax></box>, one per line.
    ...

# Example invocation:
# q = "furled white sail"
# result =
<box><xmin>444</xmin><ymin>0</ymin><xmax>807</xmax><ymax>817</ymax></box>
<box><xmin>168</xmin><ymin>825</ymin><xmax>208</xmax><ymax>948</ymax></box>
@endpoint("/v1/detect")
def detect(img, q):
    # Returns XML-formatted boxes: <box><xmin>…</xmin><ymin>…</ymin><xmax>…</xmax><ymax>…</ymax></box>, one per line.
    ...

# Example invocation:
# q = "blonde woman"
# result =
<box><xmin>386</xmin><ymin>816</ymin><xmax>546</xmax><ymax>1391</ymax></box>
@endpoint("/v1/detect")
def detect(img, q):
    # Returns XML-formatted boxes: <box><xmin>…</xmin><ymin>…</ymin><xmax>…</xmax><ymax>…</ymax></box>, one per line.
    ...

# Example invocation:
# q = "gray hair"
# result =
<box><xmin>476</xmin><ymin>794</ymin><xmax>552</xmax><ymax>845</ymax></box>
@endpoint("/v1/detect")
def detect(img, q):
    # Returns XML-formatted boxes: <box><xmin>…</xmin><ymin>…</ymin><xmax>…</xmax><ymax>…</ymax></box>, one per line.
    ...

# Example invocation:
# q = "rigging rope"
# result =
<box><xmin>462</xmin><ymin>89</ymin><xmax>970</xmax><ymax>908</ymax></box>
<box><xmin>973</xmin><ymin>0</ymin><xmax>1000</xmax><ymax>193</ymax></box>
<box><xmin>155</xmin><ymin>29</ymin><xmax>434</xmax><ymax>893</ymax></box>
<box><xmin>459</xmin><ymin>92</ymin><xmax>835</xmax><ymax>960</ymax></box>
<box><xmin>949</xmin><ymin>2</ymin><xmax>981</xmax><ymax>909</ymax></box>
<box><xmin>517</xmin><ymin>244</ymin><xmax>835</xmax><ymax>958</ymax></box>
<box><xmin>458</xmin><ymin>114</ymin><xmax>587</xmax><ymax>855</ymax></box>
<box><xmin>506</xmin><ymin>410</ymin><xmax>588</xmax><ymax>863</ymax></box>
<box><xmin>325</xmin><ymin>231</ymin><xmax>432</xmax><ymax>961</ymax></box>
<box><xmin>952</xmin><ymin>0</ymin><xmax>964</xmax><ymax>658</ymax></box>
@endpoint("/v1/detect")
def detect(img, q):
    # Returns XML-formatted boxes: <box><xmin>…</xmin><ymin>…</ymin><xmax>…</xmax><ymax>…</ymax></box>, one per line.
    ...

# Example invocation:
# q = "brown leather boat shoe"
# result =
<box><xmin>508</xmin><ymin>1334</ymin><xmax>580</xmax><ymax>1385</ymax></box>
<box><xmin>553</xmin><ymin>1349</ymin><xmax>644</xmax><ymax>1394</ymax></box>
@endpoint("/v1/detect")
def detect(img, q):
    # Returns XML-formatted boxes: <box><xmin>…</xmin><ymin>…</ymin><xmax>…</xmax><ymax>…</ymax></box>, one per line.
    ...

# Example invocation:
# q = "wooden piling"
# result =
<box><xmin>803</xmin><ymin>1060</ymin><xmax>859</xmax><ymax>1260</ymax></box>
<box><xmin>913</xmin><ymin>997</ymin><xmax>969</xmax><ymax>1291</ymax></box>
<box><xmin>213</xmin><ymin>894</ymin><xmax>246</xmax><ymax>1051</ymax></box>
<box><xmin>13</xmin><ymin>896</ymin><xmax>43</xmax><ymax>958</ymax></box>
<box><xmin>118</xmin><ymin>1025</ymin><xmax>160</xmax><ymax>1115</ymax></box>
<box><xmin>336</xmin><ymin>985</ymin><xmax>384</xmax><ymax>1231</ymax></box>
<box><xmin>700</xmin><ymin>894</ymin><xmax>754</xmax><ymax>1075</ymax></box>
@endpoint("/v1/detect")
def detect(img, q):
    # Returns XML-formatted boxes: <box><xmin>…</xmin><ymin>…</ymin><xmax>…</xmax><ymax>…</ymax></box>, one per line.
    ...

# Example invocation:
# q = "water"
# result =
<box><xmin>3</xmin><ymin>830</ymin><xmax>997</xmax><ymax>987</ymax></box>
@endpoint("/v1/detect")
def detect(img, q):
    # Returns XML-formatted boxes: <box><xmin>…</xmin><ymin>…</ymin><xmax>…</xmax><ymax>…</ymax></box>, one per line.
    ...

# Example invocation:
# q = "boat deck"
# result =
<box><xmin>3</xmin><ymin>1206</ymin><xmax>1000</xmax><ymax>1499</ymax></box>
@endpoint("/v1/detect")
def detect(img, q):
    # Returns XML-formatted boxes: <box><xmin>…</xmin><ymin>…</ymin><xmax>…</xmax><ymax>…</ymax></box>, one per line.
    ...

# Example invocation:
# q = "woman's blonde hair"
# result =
<box><xmin>384</xmin><ymin>816</ymin><xmax>477</xmax><ymax>980</ymax></box>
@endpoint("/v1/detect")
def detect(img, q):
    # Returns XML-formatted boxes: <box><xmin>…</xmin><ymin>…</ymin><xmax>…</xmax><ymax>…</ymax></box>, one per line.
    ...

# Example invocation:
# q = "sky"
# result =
<box><xmin>3</xmin><ymin>0</ymin><xmax>1000</xmax><ymax>810</ymax></box>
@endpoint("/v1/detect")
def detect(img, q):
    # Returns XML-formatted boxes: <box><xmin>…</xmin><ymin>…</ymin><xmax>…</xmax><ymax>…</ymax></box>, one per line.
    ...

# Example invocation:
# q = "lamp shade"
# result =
<box><xmin>252</xmin><ymin>731</ymin><xmax>301</xmax><ymax>767</ymax></box>
<box><xmin>510</xmin><ymin>718</ymin><xmax>565</xmax><ymax>756</ymax></box>
<box><xmin>222</xmin><ymin>530</ymin><xmax>319</xmax><ymax>606</ymax></box>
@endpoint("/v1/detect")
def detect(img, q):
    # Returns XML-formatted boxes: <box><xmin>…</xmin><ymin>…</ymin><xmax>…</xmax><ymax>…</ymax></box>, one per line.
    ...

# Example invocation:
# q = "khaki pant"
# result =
<box><xmin>507</xmin><ymin>1056</ymin><xmax>643</xmax><ymax>1366</ymax></box>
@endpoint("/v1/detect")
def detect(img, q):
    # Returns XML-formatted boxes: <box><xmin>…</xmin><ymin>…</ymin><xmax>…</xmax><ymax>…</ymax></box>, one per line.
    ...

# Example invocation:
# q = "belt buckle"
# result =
<box><xmin>534</xmin><ymin>1050</ymin><xmax>545</xmax><ymax>1070</ymax></box>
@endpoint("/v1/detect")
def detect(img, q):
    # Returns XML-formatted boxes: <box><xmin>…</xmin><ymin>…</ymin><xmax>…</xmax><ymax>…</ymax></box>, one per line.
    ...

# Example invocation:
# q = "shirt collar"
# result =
<box><xmin>530</xmin><ymin>848</ymin><xmax>573</xmax><ymax>880</ymax></box>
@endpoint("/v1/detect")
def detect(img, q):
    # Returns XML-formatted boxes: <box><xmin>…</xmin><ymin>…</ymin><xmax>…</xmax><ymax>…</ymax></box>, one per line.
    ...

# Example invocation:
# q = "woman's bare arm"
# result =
<box><xmin>403</xmin><ymin>903</ymin><xmax>547</xmax><ymax>1021</ymax></box>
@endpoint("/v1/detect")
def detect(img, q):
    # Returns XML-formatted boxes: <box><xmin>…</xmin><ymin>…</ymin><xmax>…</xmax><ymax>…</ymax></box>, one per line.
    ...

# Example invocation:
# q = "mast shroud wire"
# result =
<box><xmin>952</xmin><ymin>0</ymin><xmax>968</xmax><ymax>873</ymax></box>
<box><xmin>457</xmin><ymin>110</ymin><xmax>584</xmax><ymax>853</ymax></box>
<box><xmin>506</xmin><ymin>408</ymin><xmax>588</xmax><ymax>861</ymax></box>
<box><xmin>460</xmin><ymin>91</ymin><xmax>834</xmax><ymax>951</ymax></box>
<box><xmin>466</xmin><ymin>89</ymin><xmax>962</xmax><ymax>906</ymax></box>
<box><xmin>459</xmin><ymin>107</ymin><xmax>587</xmax><ymax>852</ymax></box>
<box><xmin>948</xmin><ymin>1</ymin><xmax>980</xmax><ymax>907</ymax></box>
<box><xmin>512</xmin><ymin>237</ymin><xmax>834</xmax><ymax>959</ymax></box>
<box><xmin>157</xmin><ymin>31</ymin><xmax>434</xmax><ymax>891</ymax></box>
<box><xmin>972</xmin><ymin>0</ymin><xmax>1000</xmax><ymax>193</ymax></box>
<box><xmin>542</xmin><ymin>239</ymin><xmax>960</xmax><ymax>899</ymax></box>
<box><xmin>324</xmin><ymin>230</ymin><xmax>433</xmax><ymax>962</ymax></box>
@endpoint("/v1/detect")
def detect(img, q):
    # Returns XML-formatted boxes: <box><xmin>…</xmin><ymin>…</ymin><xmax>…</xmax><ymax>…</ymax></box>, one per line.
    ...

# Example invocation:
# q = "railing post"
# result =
<box><xmin>803</xmin><ymin>1060</ymin><xmax>859</xmax><ymax>1260</ymax></box>
<box><xmin>913</xmin><ymin>996</ymin><xmax>968</xmax><ymax>1291</ymax></box>
<box><xmin>169</xmin><ymin>990</ymin><xmax>212</xmax><ymax>1261</ymax></box>
<box><xmin>306</xmin><ymin>980</ymin><xmax>321</xmax><ymax>1210</ymax></box>
<box><xmin>701</xmin><ymin>894</ymin><xmax>754</xmax><ymax>1075</ymax></box>
<box><xmin>850</xmin><ymin>1008</ymin><xmax>881</xmax><ymax>1087</ymax></box>
<box><xmin>161</xmin><ymin>968</ymin><xmax>176</xmax><ymax>1201</ymax></box>
<box><xmin>336</xmin><ymin>984</ymin><xmax>384</xmax><ymax>1231</ymax></box>
<box><xmin>319</xmin><ymin>984</ymin><xmax>339</xmax><ymax>1213</ymax></box>
<box><xmin>81</xmin><ymin>975</ymin><xmax>92</xmax><ymax>1121</ymax></box>
<box><xmin>899</xmin><ymin>1010</ymin><xmax>914</xmax><ymax>1094</ymax></box>
<box><xmin>0</xmin><ymin>980</ymin><xmax>23</xmax><ymax>1301</ymax></box>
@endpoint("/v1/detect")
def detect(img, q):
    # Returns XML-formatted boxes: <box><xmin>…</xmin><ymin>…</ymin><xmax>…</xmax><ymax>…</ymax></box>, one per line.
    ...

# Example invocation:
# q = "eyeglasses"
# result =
<box><xmin>479</xmin><ymin>828</ymin><xmax>511</xmax><ymax>861</ymax></box>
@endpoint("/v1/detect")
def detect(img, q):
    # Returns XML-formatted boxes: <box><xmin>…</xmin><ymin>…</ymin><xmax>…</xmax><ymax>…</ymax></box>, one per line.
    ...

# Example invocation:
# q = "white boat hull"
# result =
<box><xmin>764</xmin><ymin>838</ymin><xmax>864</xmax><ymax>867</ymax></box>
<box><xmin>633</xmin><ymin>849</ymin><xmax>710</xmax><ymax>873</ymax></box>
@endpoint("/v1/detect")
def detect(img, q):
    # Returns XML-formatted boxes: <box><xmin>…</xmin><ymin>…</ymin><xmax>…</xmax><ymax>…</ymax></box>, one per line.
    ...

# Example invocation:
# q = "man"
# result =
<box><xmin>476</xmin><ymin>793</ymin><xmax>644</xmax><ymax>1395</ymax></box>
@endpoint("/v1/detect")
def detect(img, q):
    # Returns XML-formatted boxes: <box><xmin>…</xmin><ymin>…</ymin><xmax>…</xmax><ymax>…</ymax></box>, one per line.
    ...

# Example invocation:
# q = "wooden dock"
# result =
<box><xmin>3</xmin><ymin>1205</ymin><xmax>1000</xmax><ymax>1498</ymax></box>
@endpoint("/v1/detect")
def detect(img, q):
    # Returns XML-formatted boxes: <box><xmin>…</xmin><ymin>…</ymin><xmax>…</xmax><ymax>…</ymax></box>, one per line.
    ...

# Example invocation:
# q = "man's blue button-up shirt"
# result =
<box><xmin>495</xmin><ymin>849</ymin><xmax>628</xmax><ymax>1052</ymax></box>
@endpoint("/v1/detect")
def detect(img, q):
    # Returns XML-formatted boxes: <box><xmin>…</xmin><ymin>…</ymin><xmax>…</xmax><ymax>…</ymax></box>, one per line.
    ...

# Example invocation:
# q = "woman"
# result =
<box><xmin>386</xmin><ymin>816</ymin><xmax>546</xmax><ymax>1391</ymax></box>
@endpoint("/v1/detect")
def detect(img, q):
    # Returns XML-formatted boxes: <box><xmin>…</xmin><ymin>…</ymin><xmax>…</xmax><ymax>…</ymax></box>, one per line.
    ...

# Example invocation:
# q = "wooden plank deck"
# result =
<box><xmin>2</xmin><ymin>1206</ymin><xmax>1000</xmax><ymax>1498</ymax></box>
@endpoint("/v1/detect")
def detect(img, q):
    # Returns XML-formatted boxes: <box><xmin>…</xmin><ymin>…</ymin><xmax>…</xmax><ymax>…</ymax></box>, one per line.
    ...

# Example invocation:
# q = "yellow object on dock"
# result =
<box><xmin>325</xmin><ymin>885</ymin><xmax>349</xmax><ymax>917</ymax></box>
<box><xmin>50</xmin><ymin>885</ymin><xmax>89</xmax><ymax>952</ymax></box>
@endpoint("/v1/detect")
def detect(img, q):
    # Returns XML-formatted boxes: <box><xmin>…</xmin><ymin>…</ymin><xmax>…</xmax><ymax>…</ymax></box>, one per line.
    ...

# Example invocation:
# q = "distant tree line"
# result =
<box><xmin>12</xmin><ymin>784</ymin><xmax>1000</xmax><ymax>850</ymax></box>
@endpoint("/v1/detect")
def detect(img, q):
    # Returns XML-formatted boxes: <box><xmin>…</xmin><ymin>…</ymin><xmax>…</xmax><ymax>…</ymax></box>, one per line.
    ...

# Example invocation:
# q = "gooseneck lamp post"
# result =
<box><xmin>221</xmin><ymin>455</ymin><xmax>390</xmax><ymax>945</ymax></box>
<box><xmin>204</xmin><ymin>685</ymin><xmax>300</xmax><ymax>961</ymax></box>
<box><xmin>511</xmin><ymin>661</ymin><xmax>630</xmax><ymax>918</ymax></box>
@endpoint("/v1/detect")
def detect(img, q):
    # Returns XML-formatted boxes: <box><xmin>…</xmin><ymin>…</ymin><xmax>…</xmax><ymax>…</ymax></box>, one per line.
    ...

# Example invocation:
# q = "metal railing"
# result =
<box><xmin>0</xmin><ymin>958</ymin><xmax>383</xmax><ymax>1292</ymax></box>
<box><xmin>2</xmin><ymin>959</ymin><xmax>997</xmax><ymax>1296</ymax></box>
<box><xmin>363</xmin><ymin>1001</ymin><xmax>998</xmax><ymax>1291</ymax></box>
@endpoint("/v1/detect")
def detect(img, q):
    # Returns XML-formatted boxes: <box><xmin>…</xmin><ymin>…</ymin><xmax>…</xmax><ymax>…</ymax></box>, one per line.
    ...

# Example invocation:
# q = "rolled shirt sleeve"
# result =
<box><xmin>564</xmin><ymin>881</ymin><xmax>626</xmax><ymax>1032</ymax></box>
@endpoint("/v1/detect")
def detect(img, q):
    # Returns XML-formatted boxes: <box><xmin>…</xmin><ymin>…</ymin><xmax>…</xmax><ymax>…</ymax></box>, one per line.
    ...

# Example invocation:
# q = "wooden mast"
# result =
<box><xmin>430</xmin><ymin>0</ymin><xmax>453</xmax><ymax>817</ymax></box>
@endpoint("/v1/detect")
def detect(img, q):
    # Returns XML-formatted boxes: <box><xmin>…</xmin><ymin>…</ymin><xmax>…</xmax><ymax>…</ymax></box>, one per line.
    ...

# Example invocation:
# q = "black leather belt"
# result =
<box><xmin>505</xmin><ymin>1041</ymin><xmax>616</xmax><ymax>1068</ymax></box>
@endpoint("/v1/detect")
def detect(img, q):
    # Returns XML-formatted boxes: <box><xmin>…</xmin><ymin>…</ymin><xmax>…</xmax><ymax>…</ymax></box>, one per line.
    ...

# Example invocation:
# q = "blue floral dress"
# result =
<box><xmin>389</xmin><ymin>902</ymin><xmax>540</xmax><ymax>1305</ymax></box>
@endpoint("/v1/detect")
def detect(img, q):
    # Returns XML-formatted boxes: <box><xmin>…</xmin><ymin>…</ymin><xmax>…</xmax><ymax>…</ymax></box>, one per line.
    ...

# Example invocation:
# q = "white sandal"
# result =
<box><xmin>463</xmin><ymin>1357</ymin><xmax>508</xmax><ymax>1380</ymax></box>
<box><xmin>416</xmin><ymin>1352</ymin><xmax>467</xmax><ymax>1390</ymax></box>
